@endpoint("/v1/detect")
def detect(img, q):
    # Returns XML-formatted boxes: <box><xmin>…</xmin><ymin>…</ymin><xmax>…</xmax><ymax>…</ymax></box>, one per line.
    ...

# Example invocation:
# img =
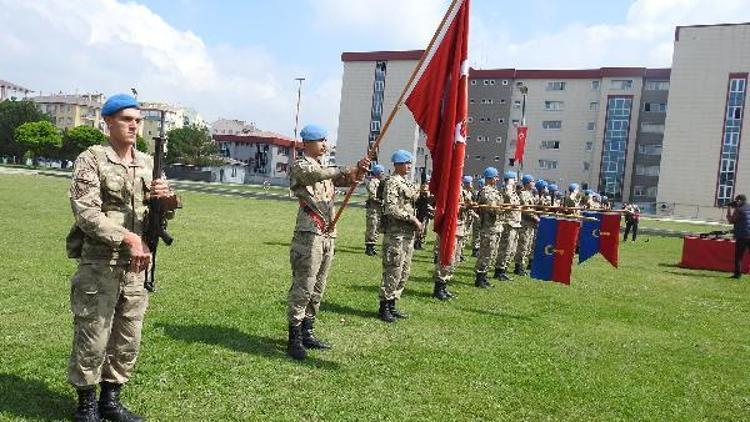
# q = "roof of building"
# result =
<box><xmin>0</xmin><ymin>79</ymin><xmax>32</xmax><ymax>93</ymax></box>
<box><xmin>340</xmin><ymin>50</ymin><xmax>670</xmax><ymax>79</ymax></box>
<box><xmin>675</xmin><ymin>22</ymin><xmax>750</xmax><ymax>41</ymax></box>
<box><xmin>214</xmin><ymin>131</ymin><xmax>303</xmax><ymax>149</ymax></box>
<box><xmin>31</xmin><ymin>93</ymin><xmax>104</xmax><ymax>106</ymax></box>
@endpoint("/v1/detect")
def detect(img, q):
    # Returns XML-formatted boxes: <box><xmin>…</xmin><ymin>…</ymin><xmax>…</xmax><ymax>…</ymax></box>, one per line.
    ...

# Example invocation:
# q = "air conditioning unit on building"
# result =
<box><xmin>656</xmin><ymin>202</ymin><xmax>674</xmax><ymax>216</ymax></box>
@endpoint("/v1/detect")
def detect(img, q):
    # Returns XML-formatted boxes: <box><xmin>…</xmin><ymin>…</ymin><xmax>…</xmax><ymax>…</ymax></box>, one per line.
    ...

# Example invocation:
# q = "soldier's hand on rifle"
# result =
<box><xmin>410</xmin><ymin>216</ymin><xmax>424</xmax><ymax>233</ymax></box>
<box><xmin>123</xmin><ymin>232</ymin><xmax>152</xmax><ymax>273</ymax></box>
<box><xmin>151</xmin><ymin>179</ymin><xmax>171</xmax><ymax>198</ymax></box>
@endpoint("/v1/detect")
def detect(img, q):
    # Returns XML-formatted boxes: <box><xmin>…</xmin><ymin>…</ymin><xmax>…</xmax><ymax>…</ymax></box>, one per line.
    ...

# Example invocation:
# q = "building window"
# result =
<box><xmin>471</xmin><ymin>80</ymin><xmax>477</xmax><ymax>85</ymax></box>
<box><xmin>538</xmin><ymin>159</ymin><xmax>558</xmax><ymax>169</ymax></box>
<box><xmin>540</xmin><ymin>140</ymin><xmax>560</xmax><ymax>149</ymax></box>
<box><xmin>367</xmin><ymin>61</ymin><xmax>387</xmax><ymax>152</ymax></box>
<box><xmin>511</xmin><ymin>119</ymin><xmax>520</xmax><ymax>126</ymax></box>
<box><xmin>583</xmin><ymin>162</ymin><xmax>590</xmax><ymax>171</ymax></box>
<box><xmin>487</xmin><ymin>99</ymin><xmax>494</xmax><ymax>104</ymax></box>
<box><xmin>475</xmin><ymin>155</ymin><xmax>481</xmax><ymax>160</ymax></box>
<box><xmin>646</xmin><ymin>186</ymin><xmax>658</xmax><ymax>197</ymax></box>
<box><xmin>470</xmin><ymin>98</ymin><xmax>475</xmax><ymax>104</ymax></box>
<box><xmin>513</xmin><ymin>100</ymin><xmax>522</xmax><ymax>108</ymax></box>
<box><xmin>546</xmin><ymin>81</ymin><xmax>566</xmax><ymax>91</ymax></box>
<box><xmin>483</xmin><ymin>80</ymin><xmax>489</xmax><ymax>85</ymax></box>
<box><xmin>496</xmin><ymin>137</ymin><xmax>502</xmax><ymax>143</ymax></box>
<box><xmin>497</xmin><ymin>118</ymin><xmax>505</xmax><ymax>124</ymax></box>
<box><xmin>645</xmin><ymin>80</ymin><xmax>669</xmax><ymax>91</ymax></box>
<box><xmin>490</xmin><ymin>80</ymin><xmax>496</xmax><ymax>85</ymax></box>
<box><xmin>716</xmin><ymin>76</ymin><xmax>748</xmax><ymax>206</ymax></box>
<box><xmin>590</xmin><ymin>102</ymin><xmax>599</xmax><ymax>111</ymax></box>
<box><xmin>542</xmin><ymin>120</ymin><xmax>562</xmax><ymax>130</ymax></box>
<box><xmin>587</xmin><ymin>122</ymin><xmax>596</xmax><ymax>131</ymax></box>
<box><xmin>468</xmin><ymin>116</ymin><xmax>474</xmax><ymax>123</ymax></box>
<box><xmin>633</xmin><ymin>185</ymin><xmax>645</xmax><ymax>196</ymax></box>
<box><xmin>640</xmin><ymin>122</ymin><xmax>665</xmax><ymax>134</ymax></box>
<box><xmin>585</xmin><ymin>141</ymin><xmax>593</xmax><ymax>151</ymax></box>
<box><xmin>644</xmin><ymin>102</ymin><xmax>667</xmax><ymax>112</ymax></box>
<box><xmin>500</xmin><ymin>99</ymin><xmax>506</xmax><ymax>104</ymax></box>
<box><xmin>635</xmin><ymin>165</ymin><xmax>660</xmax><ymax>176</ymax></box>
<box><xmin>637</xmin><ymin>144</ymin><xmax>663</xmax><ymax>155</ymax></box>
<box><xmin>599</xmin><ymin>96</ymin><xmax>633</xmax><ymax>201</ymax></box>
<box><xmin>544</xmin><ymin>101</ymin><xmax>564</xmax><ymax>111</ymax></box>
<box><xmin>502</xmin><ymin>80</ymin><xmax>509</xmax><ymax>85</ymax></box>
<box><xmin>516</xmin><ymin>81</ymin><xmax>525</xmax><ymax>87</ymax></box>
<box><xmin>592</xmin><ymin>80</ymin><xmax>600</xmax><ymax>90</ymax></box>
<box><xmin>494</xmin><ymin>156</ymin><xmax>501</xmax><ymax>161</ymax></box>
<box><xmin>611</xmin><ymin>79</ymin><xmax>633</xmax><ymax>90</ymax></box>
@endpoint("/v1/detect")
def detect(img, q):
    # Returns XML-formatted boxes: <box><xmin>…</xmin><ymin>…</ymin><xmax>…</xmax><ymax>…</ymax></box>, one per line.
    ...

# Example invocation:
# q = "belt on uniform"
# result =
<box><xmin>299</xmin><ymin>199</ymin><xmax>328</xmax><ymax>232</ymax></box>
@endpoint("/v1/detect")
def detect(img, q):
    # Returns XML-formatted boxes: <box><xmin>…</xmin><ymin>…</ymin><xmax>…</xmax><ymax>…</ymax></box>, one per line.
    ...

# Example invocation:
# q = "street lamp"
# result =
<box><xmin>292</xmin><ymin>77</ymin><xmax>305</xmax><ymax>165</ymax></box>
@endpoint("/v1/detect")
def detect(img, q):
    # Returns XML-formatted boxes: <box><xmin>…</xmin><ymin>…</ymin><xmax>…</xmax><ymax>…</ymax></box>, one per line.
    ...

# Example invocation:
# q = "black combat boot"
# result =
<box><xmin>365</xmin><ymin>244</ymin><xmax>376</xmax><ymax>256</ymax></box>
<box><xmin>301</xmin><ymin>317</ymin><xmax>331</xmax><ymax>349</ymax></box>
<box><xmin>513</xmin><ymin>263</ymin><xmax>527</xmax><ymax>276</ymax></box>
<box><xmin>287</xmin><ymin>324</ymin><xmax>307</xmax><ymax>360</ymax></box>
<box><xmin>98</xmin><ymin>382</ymin><xmax>143</xmax><ymax>422</ymax></box>
<box><xmin>378</xmin><ymin>300</ymin><xmax>396</xmax><ymax>323</ymax></box>
<box><xmin>74</xmin><ymin>387</ymin><xmax>100</xmax><ymax>422</ymax></box>
<box><xmin>432</xmin><ymin>281</ymin><xmax>449</xmax><ymax>301</ymax></box>
<box><xmin>444</xmin><ymin>284</ymin><xmax>456</xmax><ymax>299</ymax></box>
<box><xmin>389</xmin><ymin>299</ymin><xmax>409</xmax><ymax>319</ymax></box>
<box><xmin>475</xmin><ymin>273</ymin><xmax>493</xmax><ymax>288</ymax></box>
<box><xmin>471</xmin><ymin>247</ymin><xmax>479</xmax><ymax>257</ymax></box>
<box><xmin>493</xmin><ymin>269</ymin><xmax>513</xmax><ymax>281</ymax></box>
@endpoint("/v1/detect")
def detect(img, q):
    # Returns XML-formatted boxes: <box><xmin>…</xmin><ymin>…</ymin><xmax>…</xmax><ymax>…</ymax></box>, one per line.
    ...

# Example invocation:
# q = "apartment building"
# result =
<box><xmin>0</xmin><ymin>79</ymin><xmax>32</xmax><ymax>101</ymax></box>
<box><xmin>31</xmin><ymin>93</ymin><xmax>105</xmax><ymax>130</ymax></box>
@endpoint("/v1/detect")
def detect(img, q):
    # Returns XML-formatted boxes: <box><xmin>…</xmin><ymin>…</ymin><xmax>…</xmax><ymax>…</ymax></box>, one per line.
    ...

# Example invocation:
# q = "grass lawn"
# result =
<box><xmin>1</xmin><ymin>172</ymin><xmax>749</xmax><ymax>421</ymax></box>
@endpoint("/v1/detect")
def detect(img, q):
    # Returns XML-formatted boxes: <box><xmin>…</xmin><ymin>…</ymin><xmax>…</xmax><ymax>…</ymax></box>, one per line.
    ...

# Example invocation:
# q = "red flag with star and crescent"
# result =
<box><xmin>405</xmin><ymin>0</ymin><xmax>470</xmax><ymax>267</ymax></box>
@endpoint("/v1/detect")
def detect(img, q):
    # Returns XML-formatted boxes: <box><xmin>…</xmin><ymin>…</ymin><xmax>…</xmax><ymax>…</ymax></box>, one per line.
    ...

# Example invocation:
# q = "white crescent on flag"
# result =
<box><xmin>455</xmin><ymin>122</ymin><xmax>466</xmax><ymax>144</ymax></box>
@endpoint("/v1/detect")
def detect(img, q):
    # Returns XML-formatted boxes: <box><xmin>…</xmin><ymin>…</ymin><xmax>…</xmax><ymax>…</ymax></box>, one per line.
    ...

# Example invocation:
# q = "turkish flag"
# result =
<box><xmin>599</xmin><ymin>212</ymin><xmax>621</xmax><ymax>267</ymax></box>
<box><xmin>405</xmin><ymin>0</ymin><xmax>470</xmax><ymax>267</ymax></box>
<box><xmin>515</xmin><ymin>126</ymin><xmax>528</xmax><ymax>164</ymax></box>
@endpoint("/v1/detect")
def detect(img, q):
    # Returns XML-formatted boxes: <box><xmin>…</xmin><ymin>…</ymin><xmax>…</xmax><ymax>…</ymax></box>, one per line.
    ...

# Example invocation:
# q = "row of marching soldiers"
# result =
<box><xmin>364</xmin><ymin>163</ymin><xmax>612</xmax><ymax>315</ymax></box>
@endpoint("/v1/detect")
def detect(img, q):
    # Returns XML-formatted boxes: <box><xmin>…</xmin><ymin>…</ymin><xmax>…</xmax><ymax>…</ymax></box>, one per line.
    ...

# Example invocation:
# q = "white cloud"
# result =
<box><xmin>0</xmin><ymin>0</ymin><xmax>336</xmax><ymax>141</ymax></box>
<box><xmin>471</xmin><ymin>0</ymin><xmax>750</xmax><ymax>69</ymax></box>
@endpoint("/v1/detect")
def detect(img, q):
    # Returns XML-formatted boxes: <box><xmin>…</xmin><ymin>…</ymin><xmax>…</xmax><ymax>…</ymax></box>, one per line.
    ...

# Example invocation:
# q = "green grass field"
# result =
<box><xmin>1</xmin><ymin>173</ymin><xmax>749</xmax><ymax>421</ymax></box>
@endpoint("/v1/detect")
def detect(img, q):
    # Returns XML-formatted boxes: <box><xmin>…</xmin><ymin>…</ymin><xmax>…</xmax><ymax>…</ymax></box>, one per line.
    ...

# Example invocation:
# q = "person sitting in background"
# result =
<box><xmin>726</xmin><ymin>194</ymin><xmax>750</xmax><ymax>279</ymax></box>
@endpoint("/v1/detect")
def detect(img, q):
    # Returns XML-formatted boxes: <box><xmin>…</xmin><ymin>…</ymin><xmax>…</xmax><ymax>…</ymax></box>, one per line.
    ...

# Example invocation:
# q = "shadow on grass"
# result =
<box><xmin>657</xmin><ymin>263</ymin><xmax>682</xmax><ymax>268</ymax></box>
<box><xmin>663</xmin><ymin>270</ymin><xmax>727</xmax><ymax>279</ymax></box>
<box><xmin>459</xmin><ymin>307</ymin><xmax>536</xmax><ymax>321</ymax></box>
<box><xmin>158</xmin><ymin>323</ymin><xmax>340</xmax><ymax>370</ymax></box>
<box><xmin>263</xmin><ymin>241</ymin><xmax>291</xmax><ymax>248</ymax></box>
<box><xmin>0</xmin><ymin>374</ymin><xmax>73</xmax><ymax>420</ymax></box>
<box><xmin>320</xmin><ymin>301</ymin><xmax>378</xmax><ymax>319</ymax></box>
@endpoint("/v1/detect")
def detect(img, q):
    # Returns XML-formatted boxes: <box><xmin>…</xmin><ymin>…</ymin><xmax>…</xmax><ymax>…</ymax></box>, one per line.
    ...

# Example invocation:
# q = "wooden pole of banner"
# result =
<box><xmin>327</xmin><ymin>0</ymin><xmax>464</xmax><ymax>233</ymax></box>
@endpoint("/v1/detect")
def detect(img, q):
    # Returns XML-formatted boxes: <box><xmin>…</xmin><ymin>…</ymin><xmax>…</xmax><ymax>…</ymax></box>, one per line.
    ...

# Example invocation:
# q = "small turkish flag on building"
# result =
<box><xmin>514</xmin><ymin>126</ymin><xmax>528</xmax><ymax>164</ymax></box>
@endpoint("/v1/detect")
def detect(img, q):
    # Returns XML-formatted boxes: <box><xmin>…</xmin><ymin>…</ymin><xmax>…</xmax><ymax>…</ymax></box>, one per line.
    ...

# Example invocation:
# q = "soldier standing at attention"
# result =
<box><xmin>514</xmin><ymin>174</ymin><xmax>539</xmax><ymax>276</ymax></box>
<box><xmin>471</xmin><ymin>178</ymin><xmax>485</xmax><ymax>257</ymax></box>
<box><xmin>548</xmin><ymin>184</ymin><xmax>560</xmax><ymax>207</ymax></box>
<box><xmin>493</xmin><ymin>171</ymin><xmax>521</xmax><ymax>281</ymax></box>
<box><xmin>378</xmin><ymin>150</ymin><xmax>421</xmax><ymax>323</ymax></box>
<box><xmin>473</xmin><ymin>167</ymin><xmax>504</xmax><ymax>288</ymax></box>
<box><xmin>432</xmin><ymin>175</ymin><xmax>477</xmax><ymax>300</ymax></box>
<box><xmin>562</xmin><ymin>183</ymin><xmax>581</xmax><ymax>215</ymax></box>
<box><xmin>414</xmin><ymin>183</ymin><xmax>434</xmax><ymax>250</ymax></box>
<box><xmin>364</xmin><ymin>164</ymin><xmax>386</xmax><ymax>256</ymax></box>
<box><xmin>287</xmin><ymin>124</ymin><xmax>369</xmax><ymax>360</ymax></box>
<box><xmin>67</xmin><ymin>94</ymin><xmax>180</xmax><ymax>422</ymax></box>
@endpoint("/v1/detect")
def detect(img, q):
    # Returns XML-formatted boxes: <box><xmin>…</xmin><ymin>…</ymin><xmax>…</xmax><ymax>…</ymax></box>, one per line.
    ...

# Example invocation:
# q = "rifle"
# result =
<box><xmin>144</xmin><ymin>111</ymin><xmax>174</xmax><ymax>292</ymax></box>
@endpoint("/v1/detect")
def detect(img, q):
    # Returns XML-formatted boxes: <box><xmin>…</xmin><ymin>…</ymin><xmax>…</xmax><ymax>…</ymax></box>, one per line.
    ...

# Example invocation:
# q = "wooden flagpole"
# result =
<box><xmin>327</xmin><ymin>0</ymin><xmax>465</xmax><ymax>233</ymax></box>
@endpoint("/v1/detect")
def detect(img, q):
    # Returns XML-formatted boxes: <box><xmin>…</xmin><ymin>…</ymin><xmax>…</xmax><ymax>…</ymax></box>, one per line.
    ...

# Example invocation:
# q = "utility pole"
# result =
<box><xmin>292</xmin><ymin>77</ymin><xmax>305</xmax><ymax>165</ymax></box>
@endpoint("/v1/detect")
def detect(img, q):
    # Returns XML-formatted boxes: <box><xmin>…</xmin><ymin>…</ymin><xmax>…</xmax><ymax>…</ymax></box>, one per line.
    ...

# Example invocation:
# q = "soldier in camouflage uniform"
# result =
<box><xmin>364</xmin><ymin>164</ymin><xmax>385</xmax><ymax>256</ymax></box>
<box><xmin>378</xmin><ymin>150</ymin><xmax>421</xmax><ymax>322</ymax></box>
<box><xmin>287</xmin><ymin>124</ymin><xmax>369</xmax><ymax>360</ymax></box>
<box><xmin>563</xmin><ymin>183</ymin><xmax>581</xmax><ymax>214</ymax></box>
<box><xmin>432</xmin><ymin>176</ymin><xmax>477</xmax><ymax>300</ymax></box>
<box><xmin>66</xmin><ymin>94</ymin><xmax>180</xmax><ymax>422</ymax></box>
<box><xmin>471</xmin><ymin>178</ymin><xmax>484</xmax><ymax>257</ymax></box>
<box><xmin>414</xmin><ymin>183</ymin><xmax>434</xmax><ymax>250</ymax></box>
<box><xmin>513</xmin><ymin>175</ymin><xmax>540</xmax><ymax>276</ymax></box>
<box><xmin>473</xmin><ymin>167</ymin><xmax>504</xmax><ymax>288</ymax></box>
<box><xmin>494</xmin><ymin>171</ymin><xmax>521</xmax><ymax>281</ymax></box>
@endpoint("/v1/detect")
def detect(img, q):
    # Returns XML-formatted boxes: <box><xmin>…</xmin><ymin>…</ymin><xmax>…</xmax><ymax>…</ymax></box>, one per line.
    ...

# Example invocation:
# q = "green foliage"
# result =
<box><xmin>136</xmin><ymin>134</ymin><xmax>148</xmax><ymax>153</ymax></box>
<box><xmin>166</xmin><ymin>124</ymin><xmax>221</xmax><ymax>166</ymax></box>
<box><xmin>0</xmin><ymin>99</ymin><xmax>53</xmax><ymax>160</ymax></box>
<box><xmin>13</xmin><ymin>120</ymin><xmax>62</xmax><ymax>158</ymax></box>
<box><xmin>1</xmin><ymin>172</ymin><xmax>749</xmax><ymax>420</ymax></box>
<box><xmin>59</xmin><ymin>125</ymin><xmax>107</xmax><ymax>160</ymax></box>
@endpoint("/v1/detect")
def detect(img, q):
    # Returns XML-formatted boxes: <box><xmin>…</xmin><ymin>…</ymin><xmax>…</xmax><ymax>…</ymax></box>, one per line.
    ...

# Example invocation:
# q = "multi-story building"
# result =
<box><xmin>31</xmin><ymin>93</ymin><xmax>105</xmax><ymax>130</ymax></box>
<box><xmin>214</xmin><ymin>131</ymin><xmax>303</xmax><ymax>184</ymax></box>
<box><xmin>140</xmin><ymin>102</ymin><xmax>206</xmax><ymax>150</ymax></box>
<box><xmin>657</xmin><ymin>23</ymin><xmax>750</xmax><ymax>220</ymax></box>
<box><xmin>210</xmin><ymin>118</ymin><xmax>258</xmax><ymax>136</ymax></box>
<box><xmin>337</xmin><ymin>50</ymin><xmax>428</xmax><ymax>181</ymax></box>
<box><xmin>0</xmin><ymin>79</ymin><xmax>32</xmax><ymax>101</ymax></box>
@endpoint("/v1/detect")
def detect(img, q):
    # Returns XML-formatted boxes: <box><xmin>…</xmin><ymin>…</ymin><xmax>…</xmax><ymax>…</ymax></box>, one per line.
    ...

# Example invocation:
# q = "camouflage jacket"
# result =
<box><xmin>457</xmin><ymin>186</ymin><xmax>477</xmax><ymax>237</ymax></box>
<box><xmin>539</xmin><ymin>194</ymin><xmax>552</xmax><ymax>207</ymax></box>
<box><xmin>519</xmin><ymin>189</ymin><xmax>538</xmax><ymax>225</ymax></box>
<box><xmin>477</xmin><ymin>185</ymin><xmax>505</xmax><ymax>233</ymax></box>
<box><xmin>382</xmin><ymin>174</ymin><xmax>418</xmax><ymax>234</ymax></box>
<box><xmin>563</xmin><ymin>193</ymin><xmax>579</xmax><ymax>209</ymax></box>
<box><xmin>365</xmin><ymin>177</ymin><xmax>382</xmax><ymax>209</ymax></box>
<box><xmin>500</xmin><ymin>185</ymin><xmax>522</xmax><ymax>227</ymax></box>
<box><xmin>290</xmin><ymin>155</ymin><xmax>353</xmax><ymax>236</ymax></box>
<box><xmin>67</xmin><ymin>143</ymin><xmax>171</xmax><ymax>265</ymax></box>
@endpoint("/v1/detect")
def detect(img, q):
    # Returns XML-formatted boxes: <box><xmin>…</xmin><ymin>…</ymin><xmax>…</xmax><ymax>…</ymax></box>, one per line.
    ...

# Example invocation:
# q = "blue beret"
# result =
<box><xmin>483</xmin><ymin>167</ymin><xmax>498</xmax><ymax>179</ymax></box>
<box><xmin>391</xmin><ymin>149</ymin><xmax>413</xmax><ymax>164</ymax></box>
<box><xmin>372</xmin><ymin>164</ymin><xmax>385</xmax><ymax>175</ymax></box>
<box><xmin>102</xmin><ymin>94</ymin><xmax>139</xmax><ymax>117</ymax></box>
<box><xmin>602</xmin><ymin>196</ymin><xmax>608</xmax><ymax>201</ymax></box>
<box><xmin>535</xmin><ymin>180</ymin><xmax>548</xmax><ymax>191</ymax></box>
<box><xmin>300</xmin><ymin>124</ymin><xmax>327</xmax><ymax>141</ymax></box>
<box><xmin>504</xmin><ymin>170</ymin><xmax>517</xmax><ymax>180</ymax></box>
<box><xmin>521</xmin><ymin>174</ymin><xmax>534</xmax><ymax>184</ymax></box>
<box><xmin>568</xmin><ymin>183</ymin><xmax>579</xmax><ymax>192</ymax></box>
<box><xmin>462</xmin><ymin>175</ymin><xmax>473</xmax><ymax>184</ymax></box>
<box><xmin>548</xmin><ymin>184</ymin><xmax>558</xmax><ymax>192</ymax></box>
<box><xmin>584</xmin><ymin>189</ymin><xmax>593</xmax><ymax>196</ymax></box>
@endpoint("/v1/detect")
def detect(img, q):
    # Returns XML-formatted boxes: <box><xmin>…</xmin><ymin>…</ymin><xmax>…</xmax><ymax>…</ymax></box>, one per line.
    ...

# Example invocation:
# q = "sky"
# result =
<box><xmin>1</xmin><ymin>0</ymin><xmax>749</xmax><ymax>143</ymax></box>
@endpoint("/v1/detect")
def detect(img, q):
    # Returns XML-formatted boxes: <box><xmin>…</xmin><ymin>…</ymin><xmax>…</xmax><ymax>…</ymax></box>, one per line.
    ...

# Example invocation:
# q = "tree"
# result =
<box><xmin>14</xmin><ymin>121</ymin><xmax>62</xmax><ymax>159</ymax></box>
<box><xmin>136</xmin><ymin>134</ymin><xmax>148</xmax><ymax>153</ymax></box>
<box><xmin>165</xmin><ymin>124</ymin><xmax>222</xmax><ymax>166</ymax></box>
<box><xmin>59</xmin><ymin>125</ymin><xmax>107</xmax><ymax>160</ymax></box>
<box><xmin>0</xmin><ymin>99</ymin><xmax>53</xmax><ymax>161</ymax></box>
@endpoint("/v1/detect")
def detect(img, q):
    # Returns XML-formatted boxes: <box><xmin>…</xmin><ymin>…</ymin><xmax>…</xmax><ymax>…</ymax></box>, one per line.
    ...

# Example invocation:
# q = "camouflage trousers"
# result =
<box><xmin>474</xmin><ymin>228</ymin><xmax>503</xmax><ymax>274</ymax></box>
<box><xmin>515</xmin><ymin>222</ymin><xmax>537</xmax><ymax>268</ymax></box>
<box><xmin>287</xmin><ymin>231</ymin><xmax>335</xmax><ymax>326</ymax></box>
<box><xmin>495</xmin><ymin>225</ymin><xmax>519</xmax><ymax>272</ymax></box>
<box><xmin>364</xmin><ymin>206</ymin><xmax>381</xmax><ymax>245</ymax></box>
<box><xmin>380</xmin><ymin>231</ymin><xmax>415</xmax><ymax>300</ymax></box>
<box><xmin>68</xmin><ymin>263</ymin><xmax>148</xmax><ymax>387</ymax></box>
<box><xmin>471</xmin><ymin>218</ymin><xmax>481</xmax><ymax>250</ymax></box>
<box><xmin>415</xmin><ymin>218</ymin><xmax>430</xmax><ymax>246</ymax></box>
<box><xmin>435</xmin><ymin>235</ymin><xmax>466</xmax><ymax>283</ymax></box>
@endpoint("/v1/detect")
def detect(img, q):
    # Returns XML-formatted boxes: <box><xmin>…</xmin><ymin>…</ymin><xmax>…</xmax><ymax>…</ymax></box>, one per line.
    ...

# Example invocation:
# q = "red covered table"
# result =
<box><xmin>680</xmin><ymin>236</ymin><xmax>750</xmax><ymax>273</ymax></box>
